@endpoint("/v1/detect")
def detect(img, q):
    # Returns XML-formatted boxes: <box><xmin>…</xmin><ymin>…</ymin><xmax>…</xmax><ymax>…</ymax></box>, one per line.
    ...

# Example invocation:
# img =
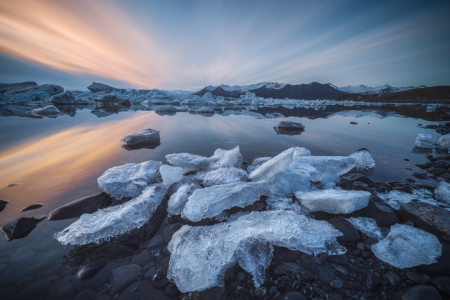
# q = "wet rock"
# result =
<box><xmin>131</xmin><ymin>249</ymin><xmax>151</xmax><ymax>266</ymax></box>
<box><xmin>430</xmin><ymin>277</ymin><xmax>450</xmax><ymax>296</ymax></box>
<box><xmin>300</xmin><ymin>255</ymin><xmax>335</xmax><ymax>284</ymax></box>
<box><xmin>49</xmin><ymin>192</ymin><xmax>113</xmax><ymax>220</ymax></box>
<box><xmin>276</xmin><ymin>291</ymin><xmax>307</xmax><ymax>300</ymax></box>
<box><xmin>21</xmin><ymin>203</ymin><xmax>43</xmax><ymax>211</ymax></box>
<box><xmin>46</xmin><ymin>278</ymin><xmax>74</xmax><ymax>300</ymax></box>
<box><xmin>147</xmin><ymin>234</ymin><xmax>164</xmax><ymax>249</ymax></box>
<box><xmin>143</xmin><ymin>262</ymin><xmax>156</xmax><ymax>273</ymax></box>
<box><xmin>270</xmin><ymin>286</ymin><xmax>278</xmax><ymax>295</ymax></box>
<box><xmin>384</xmin><ymin>272</ymin><xmax>401</xmax><ymax>287</ymax></box>
<box><xmin>118</xmin><ymin>280</ymin><xmax>171</xmax><ymax>300</ymax></box>
<box><xmin>200</xmin><ymin>286</ymin><xmax>226</xmax><ymax>300</ymax></box>
<box><xmin>341</xmin><ymin>173</ymin><xmax>375</xmax><ymax>189</ymax></box>
<box><xmin>255</xmin><ymin>287</ymin><xmax>267</xmax><ymax>298</ymax></box>
<box><xmin>350</xmin><ymin>122</ymin><xmax>357</xmax><ymax>125</ymax></box>
<box><xmin>366</xmin><ymin>273</ymin><xmax>381</xmax><ymax>291</ymax></box>
<box><xmin>144</xmin><ymin>266</ymin><xmax>157</xmax><ymax>280</ymax></box>
<box><xmin>0</xmin><ymin>199</ymin><xmax>7</xmax><ymax>212</ymax></box>
<box><xmin>10</xmin><ymin>245</ymin><xmax>37</xmax><ymax>265</ymax></box>
<box><xmin>313</xmin><ymin>286</ymin><xmax>326</xmax><ymax>297</ymax></box>
<box><xmin>324</xmin><ymin>254</ymin><xmax>349</xmax><ymax>265</ymax></box>
<box><xmin>330</xmin><ymin>279</ymin><xmax>343</xmax><ymax>289</ymax></box>
<box><xmin>1</xmin><ymin>216</ymin><xmax>45</xmax><ymax>240</ymax></box>
<box><xmin>404</xmin><ymin>272</ymin><xmax>427</xmax><ymax>284</ymax></box>
<box><xmin>164</xmin><ymin>283</ymin><xmax>177</xmax><ymax>296</ymax></box>
<box><xmin>274</xmin><ymin>262</ymin><xmax>303</xmax><ymax>276</ymax></box>
<box><xmin>73</xmin><ymin>289</ymin><xmax>96</xmax><ymax>300</ymax></box>
<box><xmin>274</xmin><ymin>121</ymin><xmax>305</xmax><ymax>135</ymax></box>
<box><xmin>15</xmin><ymin>279</ymin><xmax>52</xmax><ymax>300</ymax></box>
<box><xmin>397</xmin><ymin>202</ymin><xmax>450</xmax><ymax>243</ymax></box>
<box><xmin>152</xmin><ymin>276</ymin><xmax>170</xmax><ymax>290</ymax></box>
<box><xmin>327</xmin><ymin>218</ymin><xmax>360</xmax><ymax>244</ymax></box>
<box><xmin>162</xmin><ymin>224</ymin><xmax>183</xmax><ymax>243</ymax></box>
<box><xmin>389</xmin><ymin>285</ymin><xmax>442</xmax><ymax>300</ymax></box>
<box><xmin>110</xmin><ymin>264</ymin><xmax>142</xmax><ymax>295</ymax></box>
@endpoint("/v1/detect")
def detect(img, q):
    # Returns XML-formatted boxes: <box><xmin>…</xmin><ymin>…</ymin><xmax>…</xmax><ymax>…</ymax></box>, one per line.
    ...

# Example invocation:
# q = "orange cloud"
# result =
<box><xmin>0</xmin><ymin>0</ymin><xmax>169</xmax><ymax>88</ymax></box>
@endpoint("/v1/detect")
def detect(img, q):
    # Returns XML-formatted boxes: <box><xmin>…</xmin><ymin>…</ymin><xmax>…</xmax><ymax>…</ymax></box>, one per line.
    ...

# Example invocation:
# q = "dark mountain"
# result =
<box><xmin>194</xmin><ymin>86</ymin><xmax>242</xmax><ymax>98</ymax></box>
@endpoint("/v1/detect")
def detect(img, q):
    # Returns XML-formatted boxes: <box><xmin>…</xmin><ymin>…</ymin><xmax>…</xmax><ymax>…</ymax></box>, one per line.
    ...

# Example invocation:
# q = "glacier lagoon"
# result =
<box><xmin>0</xmin><ymin>103</ymin><xmax>450</xmax><ymax>299</ymax></box>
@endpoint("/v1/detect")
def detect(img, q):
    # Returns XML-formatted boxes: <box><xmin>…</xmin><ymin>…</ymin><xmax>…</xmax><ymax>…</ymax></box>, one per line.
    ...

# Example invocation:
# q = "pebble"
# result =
<box><xmin>383</xmin><ymin>272</ymin><xmax>401</xmax><ymax>287</ymax></box>
<box><xmin>330</xmin><ymin>279</ymin><xmax>343</xmax><ymax>289</ymax></box>
<box><xmin>255</xmin><ymin>287</ymin><xmax>267</xmax><ymax>298</ymax></box>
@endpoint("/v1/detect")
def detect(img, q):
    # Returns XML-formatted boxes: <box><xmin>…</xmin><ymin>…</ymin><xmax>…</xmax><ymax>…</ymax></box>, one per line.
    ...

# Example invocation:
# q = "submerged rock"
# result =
<box><xmin>1</xmin><ymin>216</ymin><xmax>45</xmax><ymax>240</ymax></box>
<box><xmin>296</xmin><ymin>189</ymin><xmax>370</xmax><ymax>214</ymax></box>
<box><xmin>49</xmin><ymin>192</ymin><xmax>113</xmax><ymax>220</ymax></box>
<box><xmin>121</xmin><ymin>128</ymin><xmax>160</xmax><ymax>146</ymax></box>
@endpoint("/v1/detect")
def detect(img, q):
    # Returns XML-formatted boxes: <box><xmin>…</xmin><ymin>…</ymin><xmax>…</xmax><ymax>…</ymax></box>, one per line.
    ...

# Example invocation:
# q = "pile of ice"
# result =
<box><xmin>167</xmin><ymin>210</ymin><xmax>346</xmax><ymax>292</ymax></box>
<box><xmin>415</xmin><ymin>133</ymin><xmax>435</xmax><ymax>148</ymax></box>
<box><xmin>371</xmin><ymin>224</ymin><xmax>442</xmax><ymax>268</ymax></box>
<box><xmin>121</xmin><ymin>128</ymin><xmax>160</xmax><ymax>146</ymax></box>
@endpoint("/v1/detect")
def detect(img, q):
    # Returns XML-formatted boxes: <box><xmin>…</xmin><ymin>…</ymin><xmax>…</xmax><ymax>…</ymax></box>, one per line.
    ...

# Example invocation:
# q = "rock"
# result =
<box><xmin>73</xmin><ymin>289</ymin><xmax>96</xmax><ymax>300</ymax></box>
<box><xmin>131</xmin><ymin>249</ymin><xmax>151</xmax><ymax>266</ymax></box>
<box><xmin>345</xmin><ymin>195</ymin><xmax>399</xmax><ymax>227</ymax></box>
<box><xmin>110</xmin><ymin>264</ymin><xmax>142</xmax><ymax>295</ymax></box>
<box><xmin>274</xmin><ymin>121</ymin><xmax>305</xmax><ymax>135</ymax></box>
<box><xmin>397</xmin><ymin>202</ymin><xmax>450</xmax><ymax>243</ymax></box>
<box><xmin>389</xmin><ymin>285</ymin><xmax>442</xmax><ymax>300</ymax></box>
<box><xmin>416</xmin><ymin>242</ymin><xmax>450</xmax><ymax>275</ymax></box>
<box><xmin>49</xmin><ymin>192</ymin><xmax>113</xmax><ymax>220</ymax></box>
<box><xmin>50</xmin><ymin>91</ymin><xmax>75</xmax><ymax>104</ymax></box>
<box><xmin>117</xmin><ymin>280</ymin><xmax>171</xmax><ymax>300</ymax></box>
<box><xmin>164</xmin><ymin>283</ymin><xmax>177</xmax><ymax>296</ymax></box>
<box><xmin>366</xmin><ymin>273</ymin><xmax>381</xmax><ymax>291</ymax></box>
<box><xmin>327</xmin><ymin>218</ymin><xmax>360</xmax><ymax>244</ymax></box>
<box><xmin>430</xmin><ymin>276</ymin><xmax>450</xmax><ymax>296</ymax></box>
<box><xmin>0</xmin><ymin>199</ymin><xmax>7</xmax><ymax>212</ymax></box>
<box><xmin>162</xmin><ymin>224</ymin><xmax>183</xmax><ymax>243</ymax></box>
<box><xmin>255</xmin><ymin>287</ymin><xmax>267</xmax><ymax>298</ymax></box>
<box><xmin>143</xmin><ymin>262</ymin><xmax>156</xmax><ymax>272</ymax></box>
<box><xmin>300</xmin><ymin>255</ymin><xmax>335</xmax><ymax>284</ymax></box>
<box><xmin>152</xmin><ymin>276</ymin><xmax>170</xmax><ymax>290</ymax></box>
<box><xmin>313</xmin><ymin>286</ymin><xmax>326</xmax><ymax>298</ymax></box>
<box><xmin>10</xmin><ymin>245</ymin><xmax>37</xmax><ymax>265</ymax></box>
<box><xmin>330</xmin><ymin>279</ymin><xmax>343</xmax><ymax>289</ymax></box>
<box><xmin>325</xmin><ymin>254</ymin><xmax>349</xmax><ymax>265</ymax></box>
<box><xmin>350</xmin><ymin>121</ymin><xmax>358</xmax><ymax>125</ymax></box>
<box><xmin>404</xmin><ymin>272</ymin><xmax>427</xmax><ymax>284</ymax></box>
<box><xmin>21</xmin><ymin>203</ymin><xmax>43</xmax><ymax>211</ymax></box>
<box><xmin>276</xmin><ymin>291</ymin><xmax>307</xmax><ymax>300</ymax></box>
<box><xmin>121</xmin><ymin>128</ymin><xmax>160</xmax><ymax>146</ymax></box>
<box><xmin>274</xmin><ymin>262</ymin><xmax>303</xmax><ymax>276</ymax></box>
<box><xmin>15</xmin><ymin>279</ymin><xmax>52</xmax><ymax>300</ymax></box>
<box><xmin>147</xmin><ymin>235</ymin><xmax>164</xmax><ymax>249</ymax></box>
<box><xmin>46</xmin><ymin>278</ymin><xmax>74</xmax><ymax>300</ymax></box>
<box><xmin>341</xmin><ymin>173</ymin><xmax>375</xmax><ymax>189</ymax></box>
<box><xmin>269</xmin><ymin>286</ymin><xmax>278</xmax><ymax>295</ymax></box>
<box><xmin>1</xmin><ymin>216</ymin><xmax>45</xmax><ymax>240</ymax></box>
<box><xmin>144</xmin><ymin>266</ymin><xmax>157</xmax><ymax>280</ymax></box>
<box><xmin>200</xmin><ymin>286</ymin><xmax>227</xmax><ymax>300</ymax></box>
<box><xmin>384</xmin><ymin>272</ymin><xmax>401</xmax><ymax>287</ymax></box>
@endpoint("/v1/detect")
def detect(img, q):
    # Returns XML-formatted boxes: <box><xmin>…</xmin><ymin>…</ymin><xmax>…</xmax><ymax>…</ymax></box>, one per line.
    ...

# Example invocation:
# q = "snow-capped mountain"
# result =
<box><xmin>203</xmin><ymin>82</ymin><xmax>286</xmax><ymax>94</ymax></box>
<box><xmin>336</xmin><ymin>84</ymin><xmax>427</xmax><ymax>95</ymax></box>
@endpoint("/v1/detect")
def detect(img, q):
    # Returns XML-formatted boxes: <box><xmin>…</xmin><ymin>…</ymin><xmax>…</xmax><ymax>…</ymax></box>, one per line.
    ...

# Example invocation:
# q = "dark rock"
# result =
<box><xmin>350</xmin><ymin>122</ymin><xmax>358</xmax><ymax>125</ymax></box>
<box><xmin>274</xmin><ymin>262</ymin><xmax>303</xmax><ymax>276</ymax></box>
<box><xmin>200</xmin><ymin>286</ymin><xmax>227</xmax><ymax>300</ymax></box>
<box><xmin>110</xmin><ymin>264</ymin><xmax>142</xmax><ymax>295</ymax></box>
<box><xmin>384</xmin><ymin>272</ymin><xmax>401</xmax><ymax>287</ymax></box>
<box><xmin>413</xmin><ymin>172</ymin><xmax>429</xmax><ymax>179</ymax></box>
<box><xmin>428</xmin><ymin>167</ymin><xmax>447</xmax><ymax>176</ymax></box>
<box><xmin>430</xmin><ymin>277</ymin><xmax>450</xmax><ymax>296</ymax></box>
<box><xmin>144</xmin><ymin>266</ymin><xmax>157</xmax><ymax>280</ymax></box>
<box><xmin>1</xmin><ymin>216</ymin><xmax>45</xmax><ymax>240</ymax></box>
<box><xmin>341</xmin><ymin>174</ymin><xmax>375</xmax><ymax>189</ymax></box>
<box><xmin>270</xmin><ymin>286</ymin><xmax>278</xmax><ymax>295</ymax></box>
<box><xmin>131</xmin><ymin>249</ymin><xmax>151</xmax><ymax>266</ymax></box>
<box><xmin>255</xmin><ymin>287</ymin><xmax>267</xmax><ymax>298</ymax></box>
<box><xmin>47</xmin><ymin>278</ymin><xmax>74</xmax><ymax>300</ymax></box>
<box><xmin>313</xmin><ymin>286</ymin><xmax>326</xmax><ymax>297</ymax></box>
<box><xmin>49</xmin><ymin>192</ymin><xmax>113</xmax><ymax>220</ymax></box>
<box><xmin>404</xmin><ymin>272</ymin><xmax>427</xmax><ymax>284</ymax></box>
<box><xmin>15</xmin><ymin>279</ymin><xmax>52</xmax><ymax>300</ymax></box>
<box><xmin>416</xmin><ymin>242</ymin><xmax>450</xmax><ymax>276</ymax></box>
<box><xmin>276</xmin><ymin>291</ymin><xmax>307</xmax><ymax>300</ymax></box>
<box><xmin>73</xmin><ymin>289</ymin><xmax>96</xmax><ymax>300</ymax></box>
<box><xmin>327</xmin><ymin>218</ymin><xmax>360</xmax><ymax>244</ymax></box>
<box><xmin>325</xmin><ymin>254</ymin><xmax>349</xmax><ymax>265</ymax></box>
<box><xmin>162</xmin><ymin>224</ymin><xmax>183</xmax><ymax>243</ymax></box>
<box><xmin>389</xmin><ymin>285</ymin><xmax>442</xmax><ymax>300</ymax></box>
<box><xmin>0</xmin><ymin>199</ymin><xmax>7</xmax><ymax>212</ymax></box>
<box><xmin>274</xmin><ymin>121</ymin><xmax>305</xmax><ymax>135</ymax></box>
<box><xmin>283</xmin><ymin>251</ymin><xmax>301</xmax><ymax>262</ymax></box>
<box><xmin>366</xmin><ymin>273</ymin><xmax>381</xmax><ymax>291</ymax></box>
<box><xmin>152</xmin><ymin>276</ymin><xmax>170</xmax><ymax>290</ymax></box>
<box><xmin>164</xmin><ymin>283</ymin><xmax>177</xmax><ymax>296</ymax></box>
<box><xmin>146</xmin><ymin>234</ymin><xmax>164</xmax><ymax>249</ymax></box>
<box><xmin>352</xmin><ymin>181</ymin><xmax>369</xmax><ymax>190</ymax></box>
<box><xmin>21</xmin><ymin>203</ymin><xmax>43</xmax><ymax>211</ymax></box>
<box><xmin>118</xmin><ymin>280</ymin><xmax>171</xmax><ymax>300</ymax></box>
<box><xmin>300</xmin><ymin>255</ymin><xmax>335</xmax><ymax>284</ymax></box>
<box><xmin>397</xmin><ymin>202</ymin><xmax>450</xmax><ymax>243</ymax></box>
<box><xmin>330</xmin><ymin>279</ymin><xmax>343</xmax><ymax>289</ymax></box>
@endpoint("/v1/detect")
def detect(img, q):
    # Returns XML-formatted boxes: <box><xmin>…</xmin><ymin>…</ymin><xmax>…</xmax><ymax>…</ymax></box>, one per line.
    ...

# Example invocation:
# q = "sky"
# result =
<box><xmin>0</xmin><ymin>0</ymin><xmax>449</xmax><ymax>91</ymax></box>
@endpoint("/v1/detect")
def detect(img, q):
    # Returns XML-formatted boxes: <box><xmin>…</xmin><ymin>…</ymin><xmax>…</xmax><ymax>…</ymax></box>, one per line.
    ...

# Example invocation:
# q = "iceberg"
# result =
<box><xmin>249</xmin><ymin>147</ymin><xmax>295</xmax><ymax>182</ymax></box>
<box><xmin>50</xmin><ymin>91</ymin><xmax>76</xmax><ymax>104</ymax></box>
<box><xmin>121</xmin><ymin>128</ymin><xmax>160</xmax><ymax>145</ymax></box>
<box><xmin>97</xmin><ymin>161</ymin><xmax>162</xmax><ymax>200</ymax></box>
<box><xmin>371</xmin><ymin>224</ymin><xmax>442</xmax><ymax>268</ymax></box>
<box><xmin>415</xmin><ymin>133</ymin><xmax>435</xmax><ymax>148</ymax></box>
<box><xmin>296</xmin><ymin>189</ymin><xmax>370</xmax><ymax>214</ymax></box>
<box><xmin>203</xmin><ymin>167</ymin><xmax>248</xmax><ymax>187</ymax></box>
<box><xmin>182</xmin><ymin>182</ymin><xmax>269</xmax><ymax>222</ymax></box>
<box><xmin>168</xmin><ymin>183</ymin><xmax>200</xmax><ymax>216</ymax></box>
<box><xmin>159</xmin><ymin>165</ymin><xmax>184</xmax><ymax>186</ymax></box>
<box><xmin>55</xmin><ymin>184</ymin><xmax>167</xmax><ymax>245</ymax></box>
<box><xmin>167</xmin><ymin>210</ymin><xmax>345</xmax><ymax>292</ymax></box>
<box><xmin>346</xmin><ymin>217</ymin><xmax>383</xmax><ymax>239</ymax></box>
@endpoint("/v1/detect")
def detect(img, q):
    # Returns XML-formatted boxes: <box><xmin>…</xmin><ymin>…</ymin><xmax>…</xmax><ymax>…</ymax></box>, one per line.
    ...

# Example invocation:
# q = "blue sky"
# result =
<box><xmin>0</xmin><ymin>0</ymin><xmax>449</xmax><ymax>91</ymax></box>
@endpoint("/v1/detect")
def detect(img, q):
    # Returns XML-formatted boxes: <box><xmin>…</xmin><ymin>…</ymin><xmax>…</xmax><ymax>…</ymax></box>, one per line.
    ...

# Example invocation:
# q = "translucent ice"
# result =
<box><xmin>168</xmin><ymin>183</ymin><xmax>200</xmax><ymax>216</ymax></box>
<box><xmin>97</xmin><ymin>161</ymin><xmax>162</xmax><ymax>200</ymax></box>
<box><xmin>182</xmin><ymin>182</ymin><xmax>269</xmax><ymax>222</ymax></box>
<box><xmin>159</xmin><ymin>165</ymin><xmax>184</xmax><ymax>186</ymax></box>
<box><xmin>346</xmin><ymin>217</ymin><xmax>383</xmax><ymax>239</ymax></box>
<box><xmin>294</xmin><ymin>147</ymin><xmax>311</xmax><ymax>157</ymax></box>
<box><xmin>269</xmin><ymin>168</ymin><xmax>310</xmax><ymax>197</ymax></box>
<box><xmin>266</xmin><ymin>197</ymin><xmax>303</xmax><ymax>214</ymax></box>
<box><xmin>376</xmin><ymin>189</ymin><xmax>436</xmax><ymax>210</ymax></box>
<box><xmin>435</xmin><ymin>181</ymin><xmax>450</xmax><ymax>204</ymax></box>
<box><xmin>209</xmin><ymin>146</ymin><xmax>243</xmax><ymax>170</ymax></box>
<box><xmin>121</xmin><ymin>128</ymin><xmax>160</xmax><ymax>145</ymax></box>
<box><xmin>167</xmin><ymin>210</ymin><xmax>345</xmax><ymax>292</ymax></box>
<box><xmin>415</xmin><ymin>133</ymin><xmax>435</xmax><ymax>148</ymax></box>
<box><xmin>247</xmin><ymin>157</ymin><xmax>272</xmax><ymax>173</ymax></box>
<box><xmin>55</xmin><ymin>184</ymin><xmax>167</xmax><ymax>245</ymax></box>
<box><xmin>249</xmin><ymin>147</ymin><xmax>295</xmax><ymax>182</ymax></box>
<box><xmin>203</xmin><ymin>167</ymin><xmax>248</xmax><ymax>187</ymax></box>
<box><xmin>296</xmin><ymin>189</ymin><xmax>370</xmax><ymax>214</ymax></box>
<box><xmin>371</xmin><ymin>224</ymin><xmax>442</xmax><ymax>268</ymax></box>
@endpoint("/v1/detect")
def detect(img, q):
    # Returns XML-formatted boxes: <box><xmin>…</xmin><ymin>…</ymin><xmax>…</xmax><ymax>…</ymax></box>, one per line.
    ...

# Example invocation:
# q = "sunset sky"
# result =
<box><xmin>0</xmin><ymin>0</ymin><xmax>449</xmax><ymax>91</ymax></box>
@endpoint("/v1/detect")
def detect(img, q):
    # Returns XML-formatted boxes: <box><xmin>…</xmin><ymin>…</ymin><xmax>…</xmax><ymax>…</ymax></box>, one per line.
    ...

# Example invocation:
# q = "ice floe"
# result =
<box><xmin>249</xmin><ymin>147</ymin><xmax>295</xmax><ymax>182</ymax></box>
<box><xmin>296</xmin><ymin>189</ymin><xmax>370</xmax><ymax>214</ymax></box>
<box><xmin>159</xmin><ymin>165</ymin><xmax>184</xmax><ymax>186</ymax></box>
<box><xmin>121</xmin><ymin>128</ymin><xmax>160</xmax><ymax>145</ymax></box>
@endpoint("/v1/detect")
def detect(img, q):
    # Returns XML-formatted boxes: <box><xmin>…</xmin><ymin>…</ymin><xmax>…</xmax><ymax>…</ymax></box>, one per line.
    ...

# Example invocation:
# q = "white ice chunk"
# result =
<box><xmin>249</xmin><ymin>147</ymin><xmax>295</xmax><ymax>182</ymax></box>
<box><xmin>376</xmin><ymin>189</ymin><xmax>435</xmax><ymax>210</ymax></box>
<box><xmin>203</xmin><ymin>167</ymin><xmax>248</xmax><ymax>187</ymax></box>
<box><xmin>415</xmin><ymin>133</ymin><xmax>435</xmax><ymax>148</ymax></box>
<box><xmin>435</xmin><ymin>181</ymin><xmax>450</xmax><ymax>204</ymax></box>
<box><xmin>168</xmin><ymin>183</ymin><xmax>200</xmax><ymax>216</ymax></box>
<box><xmin>346</xmin><ymin>217</ymin><xmax>383</xmax><ymax>239</ymax></box>
<box><xmin>266</xmin><ymin>197</ymin><xmax>303</xmax><ymax>214</ymax></box>
<box><xmin>439</xmin><ymin>133</ymin><xmax>450</xmax><ymax>150</ymax></box>
<box><xmin>210</xmin><ymin>146</ymin><xmax>243</xmax><ymax>170</ymax></box>
<box><xmin>294</xmin><ymin>147</ymin><xmax>311</xmax><ymax>157</ymax></box>
<box><xmin>55</xmin><ymin>184</ymin><xmax>167</xmax><ymax>245</ymax></box>
<box><xmin>371</xmin><ymin>224</ymin><xmax>442</xmax><ymax>268</ymax></box>
<box><xmin>247</xmin><ymin>157</ymin><xmax>272</xmax><ymax>173</ymax></box>
<box><xmin>121</xmin><ymin>128</ymin><xmax>160</xmax><ymax>145</ymax></box>
<box><xmin>167</xmin><ymin>210</ymin><xmax>346</xmax><ymax>292</ymax></box>
<box><xmin>348</xmin><ymin>148</ymin><xmax>376</xmax><ymax>171</ymax></box>
<box><xmin>296</xmin><ymin>189</ymin><xmax>370</xmax><ymax>214</ymax></box>
<box><xmin>269</xmin><ymin>168</ymin><xmax>310</xmax><ymax>197</ymax></box>
<box><xmin>98</xmin><ymin>161</ymin><xmax>161</xmax><ymax>200</ymax></box>
<box><xmin>159</xmin><ymin>165</ymin><xmax>184</xmax><ymax>186</ymax></box>
<box><xmin>183</xmin><ymin>182</ymin><xmax>269</xmax><ymax>222</ymax></box>
<box><xmin>289</xmin><ymin>162</ymin><xmax>322</xmax><ymax>182</ymax></box>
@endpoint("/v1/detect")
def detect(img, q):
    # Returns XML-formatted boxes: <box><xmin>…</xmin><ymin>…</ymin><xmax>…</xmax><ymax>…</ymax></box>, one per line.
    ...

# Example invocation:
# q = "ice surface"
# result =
<box><xmin>269</xmin><ymin>168</ymin><xmax>310</xmax><ymax>197</ymax></box>
<box><xmin>415</xmin><ymin>133</ymin><xmax>435</xmax><ymax>148</ymax></box>
<box><xmin>249</xmin><ymin>147</ymin><xmax>295</xmax><ymax>182</ymax></box>
<box><xmin>203</xmin><ymin>167</ymin><xmax>248</xmax><ymax>187</ymax></box>
<box><xmin>30</xmin><ymin>105</ymin><xmax>60</xmax><ymax>116</ymax></box>
<box><xmin>168</xmin><ymin>183</ymin><xmax>200</xmax><ymax>216</ymax></box>
<box><xmin>346</xmin><ymin>217</ymin><xmax>383</xmax><ymax>239</ymax></box>
<box><xmin>376</xmin><ymin>189</ymin><xmax>436</xmax><ymax>210</ymax></box>
<box><xmin>167</xmin><ymin>210</ymin><xmax>345</xmax><ymax>292</ymax></box>
<box><xmin>439</xmin><ymin>133</ymin><xmax>450</xmax><ymax>150</ymax></box>
<box><xmin>121</xmin><ymin>128</ymin><xmax>160</xmax><ymax>145</ymax></box>
<box><xmin>435</xmin><ymin>181</ymin><xmax>450</xmax><ymax>204</ymax></box>
<box><xmin>247</xmin><ymin>157</ymin><xmax>272</xmax><ymax>173</ymax></box>
<box><xmin>209</xmin><ymin>146</ymin><xmax>243</xmax><ymax>170</ymax></box>
<box><xmin>294</xmin><ymin>147</ymin><xmax>311</xmax><ymax>157</ymax></box>
<box><xmin>348</xmin><ymin>149</ymin><xmax>376</xmax><ymax>171</ymax></box>
<box><xmin>371</xmin><ymin>224</ymin><xmax>442</xmax><ymax>268</ymax></box>
<box><xmin>50</xmin><ymin>91</ymin><xmax>75</xmax><ymax>104</ymax></box>
<box><xmin>55</xmin><ymin>184</ymin><xmax>167</xmax><ymax>245</ymax></box>
<box><xmin>159</xmin><ymin>165</ymin><xmax>184</xmax><ymax>186</ymax></box>
<box><xmin>182</xmin><ymin>182</ymin><xmax>269</xmax><ymax>222</ymax></box>
<box><xmin>97</xmin><ymin>161</ymin><xmax>162</xmax><ymax>200</ymax></box>
<box><xmin>266</xmin><ymin>197</ymin><xmax>303</xmax><ymax>214</ymax></box>
<box><xmin>296</xmin><ymin>189</ymin><xmax>370</xmax><ymax>214</ymax></box>
<box><xmin>290</xmin><ymin>163</ymin><xmax>322</xmax><ymax>182</ymax></box>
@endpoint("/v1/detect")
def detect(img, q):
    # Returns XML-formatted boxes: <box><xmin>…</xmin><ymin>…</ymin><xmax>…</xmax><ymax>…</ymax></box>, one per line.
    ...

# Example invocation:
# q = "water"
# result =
<box><xmin>0</xmin><ymin>103</ymin><xmax>446</xmax><ymax>298</ymax></box>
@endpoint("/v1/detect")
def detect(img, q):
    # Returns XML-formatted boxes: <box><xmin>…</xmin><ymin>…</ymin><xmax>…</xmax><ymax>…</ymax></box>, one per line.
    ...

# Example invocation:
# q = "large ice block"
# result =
<box><xmin>203</xmin><ymin>167</ymin><xmax>248</xmax><ymax>187</ymax></box>
<box><xmin>296</xmin><ymin>189</ymin><xmax>370</xmax><ymax>214</ymax></box>
<box><xmin>249</xmin><ymin>147</ymin><xmax>295</xmax><ymax>182</ymax></box>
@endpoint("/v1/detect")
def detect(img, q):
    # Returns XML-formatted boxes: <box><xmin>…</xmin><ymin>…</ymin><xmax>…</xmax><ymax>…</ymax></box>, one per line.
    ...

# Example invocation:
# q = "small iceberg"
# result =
<box><xmin>121</xmin><ymin>128</ymin><xmax>160</xmax><ymax>146</ymax></box>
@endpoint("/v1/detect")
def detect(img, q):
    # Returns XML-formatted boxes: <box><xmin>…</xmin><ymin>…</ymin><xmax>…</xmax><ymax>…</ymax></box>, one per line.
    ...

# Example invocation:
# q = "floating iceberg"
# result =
<box><xmin>168</xmin><ymin>183</ymin><xmax>200</xmax><ymax>216</ymax></box>
<box><xmin>296</xmin><ymin>189</ymin><xmax>370</xmax><ymax>214</ymax></box>
<box><xmin>97</xmin><ymin>161</ymin><xmax>162</xmax><ymax>200</ymax></box>
<box><xmin>159</xmin><ymin>165</ymin><xmax>184</xmax><ymax>186</ymax></box>
<box><xmin>435</xmin><ymin>181</ymin><xmax>450</xmax><ymax>204</ymax></box>
<box><xmin>415</xmin><ymin>133</ymin><xmax>435</xmax><ymax>148</ymax></box>
<box><xmin>346</xmin><ymin>217</ymin><xmax>383</xmax><ymax>239</ymax></box>
<box><xmin>203</xmin><ymin>167</ymin><xmax>248</xmax><ymax>187</ymax></box>
<box><xmin>182</xmin><ymin>182</ymin><xmax>269</xmax><ymax>222</ymax></box>
<box><xmin>50</xmin><ymin>91</ymin><xmax>76</xmax><ymax>104</ymax></box>
<box><xmin>249</xmin><ymin>147</ymin><xmax>295</xmax><ymax>182</ymax></box>
<box><xmin>55</xmin><ymin>184</ymin><xmax>167</xmax><ymax>245</ymax></box>
<box><xmin>371</xmin><ymin>224</ymin><xmax>442</xmax><ymax>268</ymax></box>
<box><xmin>167</xmin><ymin>210</ymin><xmax>346</xmax><ymax>292</ymax></box>
<box><xmin>121</xmin><ymin>128</ymin><xmax>160</xmax><ymax>145</ymax></box>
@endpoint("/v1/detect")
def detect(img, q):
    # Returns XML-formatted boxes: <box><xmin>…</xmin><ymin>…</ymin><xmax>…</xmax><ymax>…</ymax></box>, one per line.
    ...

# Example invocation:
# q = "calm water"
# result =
<box><xmin>0</xmin><ymin>103</ymin><xmax>445</xmax><ymax>297</ymax></box>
